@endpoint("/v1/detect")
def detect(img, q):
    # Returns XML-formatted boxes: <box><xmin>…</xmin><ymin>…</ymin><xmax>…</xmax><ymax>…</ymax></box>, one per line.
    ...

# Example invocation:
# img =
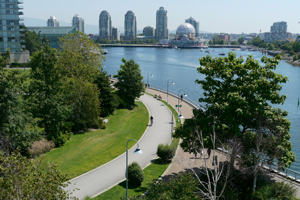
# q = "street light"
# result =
<box><xmin>147</xmin><ymin>73</ymin><xmax>153</xmax><ymax>94</ymax></box>
<box><xmin>126</xmin><ymin>139</ymin><xmax>143</xmax><ymax>199</ymax></box>
<box><xmin>177</xmin><ymin>89</ymin><xmax>187</xmax><ymax>122</ymax></box>
<box><xmin>167</xmin><ymin>79</ymin><xmax>174</xmax><ymax>105</ymax></box>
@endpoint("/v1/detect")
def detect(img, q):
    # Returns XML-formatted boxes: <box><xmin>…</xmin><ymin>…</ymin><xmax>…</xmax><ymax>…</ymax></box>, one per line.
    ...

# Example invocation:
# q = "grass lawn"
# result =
<box><xmin>39</xmin><ymin>101</ymin><xmax>148</xmax><ymax>179</ymax></box>
<box><xmin>92</xmin><ymin>97</ymin><xmax>181</xmax><ymax>200</ymax></box>
<box><xmin>93</xmin><ymin>159</ymin><xmax>169</xmax><ymax>200</ymax></box>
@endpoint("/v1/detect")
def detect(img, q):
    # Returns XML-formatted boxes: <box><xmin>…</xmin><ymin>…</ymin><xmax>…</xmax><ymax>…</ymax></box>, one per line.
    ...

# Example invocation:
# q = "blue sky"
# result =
<box><xmin>23</xmin><ymin>0</ymin><xmax>300</xmax><ymax>34</ymax></box>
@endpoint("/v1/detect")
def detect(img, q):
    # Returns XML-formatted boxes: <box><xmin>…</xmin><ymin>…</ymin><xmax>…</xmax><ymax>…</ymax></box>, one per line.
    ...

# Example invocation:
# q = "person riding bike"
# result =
<box><xmin>150</xmin><ymin>116</ymin><xmax>153</xmax><ymax>126</ymax></box>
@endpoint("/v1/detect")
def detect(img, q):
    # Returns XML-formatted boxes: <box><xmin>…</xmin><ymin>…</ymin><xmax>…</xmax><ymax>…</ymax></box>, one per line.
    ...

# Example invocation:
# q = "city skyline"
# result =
<box><xmin>23</xmin><ymin>0</ymin><xmax>300</xmax><ymax>34</ymax></box>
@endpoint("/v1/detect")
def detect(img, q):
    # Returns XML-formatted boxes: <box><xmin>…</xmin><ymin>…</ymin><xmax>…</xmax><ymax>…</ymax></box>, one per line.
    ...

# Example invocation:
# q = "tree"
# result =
<box><xmin>238</xmin><ymin>37</ymin><xmax>244</xmax><ymax>44</ymax></box>
<box><xmin>58</xmin><ymin>31</ymin><xmax>103</xmax><ymax>131</ymax></box>
<box><xmin>115</xmin><ymin>58</ymin><xmax>144</xmax><ymax>108</ymax></box>
<box><xmin>24</xmin><ymin>29</ymin><xmax>42</xmax><ymax>55</ymax></box>
<box><xmin>28</xmin><ymin>44</ymin><xmax>71</xmax><ymax>147</ymax></box>
<box><xmin>0</xmin><ymin>49</ymin><xmax>10</xmax><ymax>68</ymax></box>
<box><xmin>268</xmin><ymin>43</ymin><xmax>274</xmax><ymax>50</ymax></box>
<box><xmin>230</xmin><ymin>41</ymin><xmax>239</xmax><ymax>45</ymax></box>
<box><xmin>194</xmin><ymin>52</ymin><xmax>294</xmax><ymax>189</ymax></box>
<box><xmin>0</xmin><ymin>153</ymin><xmax>77</xmax><ymax>199</ymax></box>
<box><xmin>0</xmin><ymin>69</ymin><xmax>41</xmax><ymax>155</ymax></box>
<box><xmin>94</xmin><ymin>70</ymin><xmax>118</xmax><ymax>116</ymax></box>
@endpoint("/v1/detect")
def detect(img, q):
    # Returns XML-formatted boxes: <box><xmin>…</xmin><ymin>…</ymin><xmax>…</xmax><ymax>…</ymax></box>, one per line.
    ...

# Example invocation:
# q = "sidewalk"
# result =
<box><xmin>147</xmin><ymin>88</ymin><xmax>300</xmax><ymax>198</ymax></box>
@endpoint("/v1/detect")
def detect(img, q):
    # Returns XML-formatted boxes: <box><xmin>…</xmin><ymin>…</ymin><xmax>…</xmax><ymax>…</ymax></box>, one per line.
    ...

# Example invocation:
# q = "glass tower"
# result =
<box><xmin>47</xmin><ymin>16</ymin><xmax>59</xmax><ymax>27</ymax></box>
<box><xmin>185</xmin><ymin>17</ymin><xmax>199</xmax><ymax>37</ymax></box>
<box><xmin>99</xmin><ymin>10</ymin><xmax>112</xmax><ymax>39</ymax></box>
<box><xmin>0</xmin><ymin>0</ymin><xmax>24</xmax><ymax>52</ymax></box>
<box><xmin>72</xmin><ymin>14</ymin><xmax>84</xmax><ymax>33</ymax></box>
<box><xmin>124</xmin><ymin>10</ymin><xmax>136</xmax><ymax>41</ymax></box>
<box><xmin>155</xmin><ymin>7</ymin><xmax>168</xmax><ymax>40</ymax></box>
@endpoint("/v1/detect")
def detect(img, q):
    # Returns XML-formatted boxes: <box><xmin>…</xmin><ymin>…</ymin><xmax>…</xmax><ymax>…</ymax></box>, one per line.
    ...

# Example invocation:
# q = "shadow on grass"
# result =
<box><xmin>118</xmin><ymin>180</ymin><xmax>148</xmax><ymax>193</ymax></box>
<box><xmin>151</xmin><ymin>158</ymin><xmax>171</xmax><ymax>165</ymax></box>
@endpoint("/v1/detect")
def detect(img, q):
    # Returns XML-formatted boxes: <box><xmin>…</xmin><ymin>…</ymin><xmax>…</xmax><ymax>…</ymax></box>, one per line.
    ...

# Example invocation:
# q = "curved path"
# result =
<box><xmin>65</xmin><ymin>94</ymin><xmax>172</xmax><ymax>199</ymax></box>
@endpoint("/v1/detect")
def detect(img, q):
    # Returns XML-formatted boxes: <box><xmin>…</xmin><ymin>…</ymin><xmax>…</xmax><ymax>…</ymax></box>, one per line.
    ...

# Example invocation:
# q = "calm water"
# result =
<box><xmin>103</xmin><ymin>47</ymin><xmax>300</xmax><ymax>172</ymax></box>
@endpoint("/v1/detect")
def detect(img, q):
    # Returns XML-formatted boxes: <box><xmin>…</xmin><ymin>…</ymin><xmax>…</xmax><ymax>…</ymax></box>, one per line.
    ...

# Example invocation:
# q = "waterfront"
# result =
<box><xmin>103</xmin><ymin>47</ymin><xmax>300</xmax><ymax>172</ymax></box>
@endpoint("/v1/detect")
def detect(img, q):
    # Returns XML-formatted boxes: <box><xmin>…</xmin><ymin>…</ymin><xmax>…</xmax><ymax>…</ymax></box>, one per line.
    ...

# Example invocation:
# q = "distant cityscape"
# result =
<box><xmin>0</xmin><ymin>0</ymin><xmax>299</xmax><ymax>54</ymax></box>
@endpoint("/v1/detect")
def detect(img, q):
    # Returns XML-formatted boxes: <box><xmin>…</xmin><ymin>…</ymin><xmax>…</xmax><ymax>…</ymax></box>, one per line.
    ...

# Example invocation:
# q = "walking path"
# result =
<box><xmin>65</xmin><ymin>94</ymin><xmax>172</xmax><ymax>199</ymax></box>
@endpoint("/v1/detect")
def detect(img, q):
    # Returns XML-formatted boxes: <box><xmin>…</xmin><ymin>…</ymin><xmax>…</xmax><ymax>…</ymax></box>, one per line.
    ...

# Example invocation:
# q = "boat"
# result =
<box><xmin>240</xmin><ymin>55</ymin><xmax>244</xmax><ymax>58</ymax></box>
<box><xmin>219</xmin><ymin>52</ymin><xmax>225</xmax><ymax>56</ymax></box>
<box><xmin>205</xmin><ymin>50</ymin><xmax>210</xmax><ymax>54</ymax></box>
<box><xmin>103</xmin><ymin>49</ymin><xmax>108</xmax><ymax>54</ymax></box>
<box><xmin>200</xmin><ymin>48</ymin><xmax>203</xmax><ymax>51</ymax></box>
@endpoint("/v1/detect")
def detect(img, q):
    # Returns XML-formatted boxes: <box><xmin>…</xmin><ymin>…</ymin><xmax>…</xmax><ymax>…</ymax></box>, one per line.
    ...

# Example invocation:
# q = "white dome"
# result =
<box><xmin>176</xmin><ymin>23</ymin><xmax>195</xmax><ymax>37</ymax></box>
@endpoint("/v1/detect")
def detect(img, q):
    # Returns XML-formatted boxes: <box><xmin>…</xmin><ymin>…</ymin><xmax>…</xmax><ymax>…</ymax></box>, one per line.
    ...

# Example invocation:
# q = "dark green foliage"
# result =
<box><xmin>115</xmin><ymin>58</ymin><xmax>144</xmax><ymax>108</ymax></box>
<box><xmin>24</xmin><ymin>29</ymin><xmax>42</xmax><ymax>55</ymax></box>
<box><xmin>252</xmin><ymin>181</ymin><xmax>297</xmax><ymax>200</ymax></box>
<box><xmin>0</xmin><ymin>153</ymin><xmax>77</xmax><ymax>200</ymax></box>
<box><xmin>231</xmin><ymin>41</ymin><xmax>239</xmax><ymax>45</ymax></box>
<box><xmin>0</xmin><ymin>69</ymin><xmax>41</xmax><ymax>155</ymax></box>
<box><xmin>156</xmin><ymin>144</ymin><xmax>175</xmax><ymax>162</ymax></box>
<box><xmin>94</xmin><ymin>70</ymin><xmax>118</xmax><ymax>116</ymax></box>
<box><xmin>238</xmin><ymin>37</ymin><xmax>245</xmax><ymax>44</ymax></box>
<box><xmin>141</xmin><ymin>172</ymin><xmax>198</xmax><ymax>200</ymax></box>
<box><xmin>127</xmin><ymin>162</ymin><xmax>144</xmax><ymax>186</ymax></box>
<box><xmin>28</xmin><ymin>44</ymin><xmax>72</xmax><ymax>147</ymax></box>
<box><xmin>292</xmin><ymin>41</ymin><xmax>300</xmax><ymax>53</ymax></box>
<box><xmin>0</xmin><ymin>49</ymin><xmax>10</xmax><ymax>68</ymax></box>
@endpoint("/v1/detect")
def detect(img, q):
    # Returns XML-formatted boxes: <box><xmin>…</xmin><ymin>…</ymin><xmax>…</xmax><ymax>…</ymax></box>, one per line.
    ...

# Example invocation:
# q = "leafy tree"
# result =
<box><xmin>28</xmin><ymin>44</ymin><xmax>71</xmax><ymax>147</ymax></box>
<box><xmin>0</xmin><ymin>49</ymin><xmax>10</xmax><ymax>68</ymax></box>
<box><xmin>94</xmin><ymin>70</ymin><xmax>118</xmax><ymax>116</ymax></box>
<box><xmin>0</xmin><ymin>69</ymin><xmax>41</xmax><ymax>155</ymax></box>
<box><xmin>115</xmin><ymin>58</ymin><xmax>144</xmax><ymax>108</ymax></box>
<box><xmin>292</xmin><ymin>41</ymin><xmax>300</xmax><ymax>53</ymax></box>
<box><xmin>268</xmin><ymin>43</ymin><xmax>274</xmax><ymax>50</ymax></box>
<box><xmin>64</xmin><ymin>78</ymin><xmax>100</xmax><ymax>131</ymax></box>
<box><xmin>24</xmin><ymin>29</ymin><xmax>42</xmax><ymax>55</ymax></box>
<box><xmin>230</xmin><ymin>41</ymin><xmax>239</xmax><ymax>45</ymax></box>
<box><xmin>0</xmin><ymin>153</ymin><xmax>77</xmax><ymax>199</ymax></box>
<box><xmin>58</xmin><ymin>31</ymin><xmax>103</xmax><ymax>131</ymax></box>
<box><xmin>238</xmin><ymin>37</ymin><xmax>245</xmax><ymax>44</ymax></box>
<box><xmin>175</xmin><ymin>52</ymin><xmax>295</xmax><ymax>193</ymax></box>
<box><xmin>58</xmin><ymin>31</ymin><xmax>104</xmax><ymax>81</ymax></box>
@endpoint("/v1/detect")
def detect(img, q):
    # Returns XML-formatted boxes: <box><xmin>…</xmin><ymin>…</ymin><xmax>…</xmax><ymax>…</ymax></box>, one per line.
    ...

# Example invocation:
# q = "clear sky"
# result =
<box><xmin>23</xmin><ymin>0</ymin><xmax>300</xmax><ymax>34</ymax></box>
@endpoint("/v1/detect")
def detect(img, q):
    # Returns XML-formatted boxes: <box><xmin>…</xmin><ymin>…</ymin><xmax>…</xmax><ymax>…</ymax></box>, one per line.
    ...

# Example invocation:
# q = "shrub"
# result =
<box><xmin>127</xmin><ymin>162</ymin><xmax>144</xmax><ymax>186</ymax></box>
<box><xmin>28</xmin><ymin>138</ymin><xmax>55</xmax><ymax>157</ymax></box>
<box><xmin>252</xmin><ymin>181</ymin><xmax>297</xmax><ymax>200</ymax></box>
<box><xmin>157</xmin><ymin>144</ymin><xmax>175</xmax><ymax>162</ymax></box>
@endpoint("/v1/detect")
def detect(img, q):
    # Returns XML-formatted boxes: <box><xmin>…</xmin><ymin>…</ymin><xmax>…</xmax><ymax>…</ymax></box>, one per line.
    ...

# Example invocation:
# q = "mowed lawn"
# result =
<box><xmin>39</xmin><ymin>101</ymin><xmax>148</xmax><ymax>179</ymax></box>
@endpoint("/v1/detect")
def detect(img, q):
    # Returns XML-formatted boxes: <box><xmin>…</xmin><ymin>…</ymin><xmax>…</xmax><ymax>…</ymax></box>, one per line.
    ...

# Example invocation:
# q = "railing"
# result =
<box><xmin>150</xmin><ymin>84</ymin><xmax>200</xmax><ymax>109</ymax></box>
<box><xmin>264</xmin><ymin>162</ymin><xmax>300</xmax><ymax>182</ymax></box>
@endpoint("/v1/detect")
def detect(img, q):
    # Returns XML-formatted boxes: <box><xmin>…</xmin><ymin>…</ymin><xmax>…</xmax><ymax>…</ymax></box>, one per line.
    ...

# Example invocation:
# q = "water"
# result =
<box><xmin>103</xmin><ymin>47</ymin><xmax>300</xmax><ymax>172</ymax></box>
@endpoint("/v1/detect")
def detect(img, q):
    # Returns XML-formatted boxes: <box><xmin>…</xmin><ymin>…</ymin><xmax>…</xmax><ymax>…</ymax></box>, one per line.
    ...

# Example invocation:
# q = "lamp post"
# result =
<box><xmin>167</xmin><ymin>79</ymin><xmax>174</xmax><ymax>105</ymax></box>
<box><xmin>126</xmin><ymin>139</ymin><xmax>143</xmax><ymax>199</ymax></box>
<box><xmin>177</xmin><ymin>89</ymin><xmax>187</xmax><ymax>122</ymax></box>
<box><xmin>147</xmin><ymin>73</ymin><xmax>153</xmax><ymax>94</ymax></box>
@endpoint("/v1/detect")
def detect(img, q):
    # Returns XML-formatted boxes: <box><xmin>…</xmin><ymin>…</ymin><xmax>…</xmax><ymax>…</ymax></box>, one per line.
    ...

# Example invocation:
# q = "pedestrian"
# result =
<box><xmin>181</xmin><ymin>94</ymin><xmax>183</xmax><ymax>101</ymax></box>
<box><xmin>207</xmin><ymin>148</ymin><xmax>211</xmax><ymax>159</ymax></box>
<box><xmin>148</xmin><ymin>83</ymin><xmax>150</xmax><ymax>88</ymax></box>
<box><xmin>150</xmin><ymin>116</ymin><xmax>153</xmax><ymax>126</ymax></box>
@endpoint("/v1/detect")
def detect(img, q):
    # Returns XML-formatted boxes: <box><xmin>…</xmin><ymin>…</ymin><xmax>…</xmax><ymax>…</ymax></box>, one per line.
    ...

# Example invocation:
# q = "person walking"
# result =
<box><xmin>207</xmin><ymin>148</ymin><xmax>211</xmax><ymax>159</ymax></box>
<box><xmin>150</xmin><ymin>116</ymin><xmax>153</xmax><ymax>126</ymax></box>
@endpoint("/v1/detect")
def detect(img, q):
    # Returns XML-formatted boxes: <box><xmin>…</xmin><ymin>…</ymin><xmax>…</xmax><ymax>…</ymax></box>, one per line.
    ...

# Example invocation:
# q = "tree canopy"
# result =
<box><xmin>175</xmin><ymin>52</ymin><xmax>295</xmax><ymax>171</ymax></box>
<box><xmin>24</xmin><ymin>29</ymin><xmax>42</xmax><ymax>55</ymax></box>
<box><xmin>115</xmin><ymin>58</ymin><xmax>144</xmax><ymax>107</ymax></box>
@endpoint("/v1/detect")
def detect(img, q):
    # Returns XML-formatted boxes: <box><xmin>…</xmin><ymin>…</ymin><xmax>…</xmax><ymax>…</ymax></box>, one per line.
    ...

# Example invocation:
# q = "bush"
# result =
<box><xmin>28</xmin><ymin>138</ymin><xmax>55</xmax><ymax>157</ymax></box>
<box><xmin>157</xmin><ymin>144</ymin><xmax>175</xmax><ymax>162</ymax></box>
<box><xmin>252</xmin><ymin>181</ymin><xmax>297</xmax><ymax>200</ymax></box>
<box><xmin>127</xmin><ymin>162</ymin><xmax>144</xmax><ymax>186</ymax></box>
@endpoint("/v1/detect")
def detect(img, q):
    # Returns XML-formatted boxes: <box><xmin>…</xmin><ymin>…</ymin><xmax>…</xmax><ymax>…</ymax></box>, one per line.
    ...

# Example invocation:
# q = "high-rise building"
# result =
<box><xmin>47</xmin><ymin>16</ymin><xmax>59</xmax><ymax>27</ymax></box>
<box><xmin>143</xmin><ymin>26</ymin><xmax>155</xmax><ymax>37</ymax></box>
<box><xmin>72</xmin><ymin>14</ymin><xmax>84</xmax><ymax>33</ymax></box>
<box><xmin>99</xmin><ymin>10</ymin><xmax>112</xmax><ymax>39</ymax></box>
<box><xmin>0</xmin><ymin>0</ymin><xmax>24</xmax><ymax>52</ymax></box>
<box><xmin>112</xmin><ymin>26</ymin><xmax>120</xmax><ymax>40</ymax></box>
<box><xmin>155</xmin><ymin>7</ymin><xmax>168</xmax><ymax>40</ymax></box>
<box><xmin>264</xmin><ymin>21</ymin><xmax>291</xmax><ymax>43</ymax></box>
<box><xmin>124</xmin><ymin>11</ymin><xmax>136</xmax><ymax>41</ymax></box>
<box><xmin>185</xmin><ymin>17</ymin><xmax>199</xmax><ymax>37</ymax></box>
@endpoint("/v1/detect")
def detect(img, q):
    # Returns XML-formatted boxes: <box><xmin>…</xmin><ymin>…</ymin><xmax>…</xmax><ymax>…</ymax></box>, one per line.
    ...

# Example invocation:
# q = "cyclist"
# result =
<box><xmin>150</xmin><ymin>116</ymin><xmax>153</xmax><ymax>126</ymax></box>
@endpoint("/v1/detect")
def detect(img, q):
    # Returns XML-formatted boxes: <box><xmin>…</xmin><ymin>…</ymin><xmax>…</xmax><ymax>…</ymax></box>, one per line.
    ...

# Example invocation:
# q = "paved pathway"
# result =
<box><xmin>65</xmin><ymin>94</ymin><xmax>172</xmax><ymax>199</ymax></box>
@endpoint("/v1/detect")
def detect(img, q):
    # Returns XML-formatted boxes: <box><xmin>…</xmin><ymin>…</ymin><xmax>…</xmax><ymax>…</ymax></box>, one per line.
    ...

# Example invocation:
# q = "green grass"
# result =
<box><xmin>93</xmin><ymin>159</ymin><xmax>169</xmax><ymax>200</ymax></box>
<box><xmin>39</xmin><ymin>101</ymin><xmax>148</xmax><ymax>179</ymax></box>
